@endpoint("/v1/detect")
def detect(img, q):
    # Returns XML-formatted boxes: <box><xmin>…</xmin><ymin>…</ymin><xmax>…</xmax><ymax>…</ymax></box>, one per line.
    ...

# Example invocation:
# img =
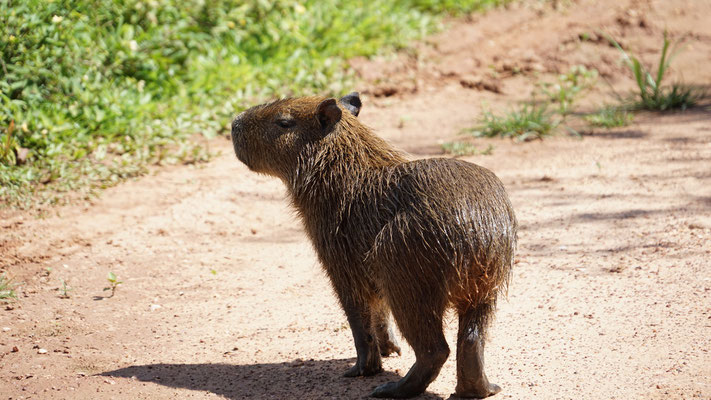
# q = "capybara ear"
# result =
<box><xmin>339</xmin><ymin>92</ymin><xmax>362</xmax><ymax>117</ymax></box>
<box><xmin>316</xmin><ymin>98</ymin><xmax>343</xmax><ymax>132</ymax></box>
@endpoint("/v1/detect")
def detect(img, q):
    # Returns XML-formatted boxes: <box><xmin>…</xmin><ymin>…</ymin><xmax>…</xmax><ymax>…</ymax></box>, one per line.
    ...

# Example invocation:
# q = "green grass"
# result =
<box><xmin>608</xmin><ymin>31</ymin><xmax>702</xmax><ymax>111</ymax></box>
<box><xmin>0</xmin><ymin>274</ymin><xmax>17</xmax><ymax>301</ymax></box>
<box><xmin>0</xmin><ymin>0</ymin><xmax>508</xmax><ymax>209</ymax></box>
<box><xmin>465</xmin><ymin>104</ymin><xmax>559</xmax><ymax>141</ymax></box>
<box><xmin>585</xmin><ymin>106</ymin><xmax>633</xmax><ymax>128</ymax></box>
<box><xmin>406</xmin><ymin>0</ymin><xmax>507</xmax><ymax>14</ymax></box>
<box><xmin>451</xmin><ymin>32</ymin><xmax>703</xmax><ymax>149</ymax></box>
<box><xmin>448</xmin><ymin>64</ymin><xmax>593</xmax><ymax>150</ymax></box>
<box><xmin>441</xmin><ymin>142</ymin><xmax>494</xmax><ymax>156</ymax></box>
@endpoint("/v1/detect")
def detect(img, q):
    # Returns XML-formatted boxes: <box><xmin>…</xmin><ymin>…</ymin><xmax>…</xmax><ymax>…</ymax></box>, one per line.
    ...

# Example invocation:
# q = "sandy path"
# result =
<box><xmin>1</xmin><ymin>0</ymin><xmax>710</xmax><ymax>399</ymax></box>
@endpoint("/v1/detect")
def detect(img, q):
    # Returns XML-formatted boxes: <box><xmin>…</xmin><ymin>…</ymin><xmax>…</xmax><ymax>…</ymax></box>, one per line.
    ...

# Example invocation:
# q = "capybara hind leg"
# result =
<box><xmin>371</xmin><ymin>299</ymin><xmax>401</xmax><ymax>357</ymax></box>
<box><xmin>342</xmin><ymin>300</ymin><xmax>383</xmax><ymax>378</ymax></box>
<box><xmin>372</xmin><ymin>307</ymin><xmax>449</xmax><ymax>398</ymax></box>
<box><xmin>454</xmin><ymin>304</ymin><xmax>501</xmax><ymax>398</ymax></box>
<box><xmin>371</xmin><ymin>328</ymin><xmax>449</xmax><ymax>398</ymax></box>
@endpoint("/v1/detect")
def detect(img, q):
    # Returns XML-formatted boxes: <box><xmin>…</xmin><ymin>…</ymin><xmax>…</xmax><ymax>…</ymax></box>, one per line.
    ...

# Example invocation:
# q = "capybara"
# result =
<box><xmin>231</xmin><ymin>93</ymin><xmax>517</xmax><ymax>398</ymax></box>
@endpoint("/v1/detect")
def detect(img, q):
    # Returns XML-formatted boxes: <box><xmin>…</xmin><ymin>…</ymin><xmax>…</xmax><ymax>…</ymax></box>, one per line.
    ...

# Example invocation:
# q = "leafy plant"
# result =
<box><xmin>0</xmin><ymin>121</ymin><xmax>19</xmax><ymax>166</ymax></box>
<box><xmin>0</xmin><ymin>274</ymin><xmax>17</xmax><ymax>301</ymax></box>
<box><xmin>538</xmin><ymin>65</ymin><xmax>598</xmax><ymax>114</ymax></box>
<box><xmin>585</xmin><ymin>106</ymin><xmax>633</xmax><ymax>128</ymax></box>
<box><xmin>103</xmin><ymin>272</ymin><xmax>122</xmax><ymax>298</ymax></box>
<box><xmin>466</xmin><ymin>104</ymin><xmax>559</xmax><ymax>141</ymax></box>
<box><xmin>608</xmin><ymin>31</ymin><xmax>701</xmax><ymax>111</ymax></box>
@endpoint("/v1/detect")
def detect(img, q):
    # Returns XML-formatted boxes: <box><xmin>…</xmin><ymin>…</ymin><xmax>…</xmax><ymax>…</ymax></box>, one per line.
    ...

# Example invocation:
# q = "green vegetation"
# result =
<box><xmin>538</xmin><ymin>65</ymin><xmax>597</xmax><ymax>114</ymax></box>
<box><xmin>1</xmin><ymin>0</ymin><xmax>507</xmax><ymax>208</ymax></box>
<box><xmin>0</xmin><ymin>274</ymin><xmax>17</xmax><ymax>301</ymax></box>
<box><xmin>407</xmin><ymin>0</ymin><xmax>508</xmax><ymax>14</ymax></box>
<box><xmin>465</xmin><ymin>104</ymin><xmax>559</xmax><ymax>141</ymax></box>
<box><xmin>440</xmin><ymin>142</ymin><xmax>493</xmax><ymax>156</ymax></box>
<box><xmin>103</xmin><ymin>271</ymin><xmax>122</xmax><ymax>297</ymax></box>
<box><xmin>59</xmin><ymin>279</ymin><xmax>72</xmax><ymax>299</ymax></box>
<box><xmin>585</xmin><ymin>106</ymin><xmax>633</xmax><ymax>128</ymax></box>
<box><xmin>445</xmin><ymin>65</ymin><xmax>594</xmax><ymax>152</ymax></box>
<box><xmin>608</xmin><ymin>32</ymin><xmax>702</xmax><ymax>111</ymax></box>
<box><xmin>448</xmin><ymin>32</ymin><xmax>704</xmax><ymax>152</ymax></box>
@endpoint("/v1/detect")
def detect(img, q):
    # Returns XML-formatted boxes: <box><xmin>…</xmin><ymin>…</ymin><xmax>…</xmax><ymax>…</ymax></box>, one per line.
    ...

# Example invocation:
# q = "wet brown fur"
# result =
<box><xmin>231</xmin><ymin>95</ymin><xmax>517</xmax><ymax>398</ymax></box>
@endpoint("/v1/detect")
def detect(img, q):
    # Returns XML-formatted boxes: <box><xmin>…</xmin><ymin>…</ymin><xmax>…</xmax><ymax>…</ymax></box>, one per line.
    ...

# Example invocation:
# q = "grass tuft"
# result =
<box><xmin>465</xmin><ymin>104</ymin><xmax>559</xmax><ymax>141</ymax></box>
<box><xmin>585</xmin><ymin>106</ymin><xmax>633</xmax><ymax>128</ymax></box>
<box><xmin>608</xmin><ymin>31</ymin><xmax>703</xmax><ymax>111</ymax></box>
<box><xmin>0</xmin><ymin>274</ymin><xmax>17</xmax><ymax>301</ymax></box>
<box><xmin>441</xmin><ymin>142</ymin><xmax>494</xmax><ymax>156</ymax></box>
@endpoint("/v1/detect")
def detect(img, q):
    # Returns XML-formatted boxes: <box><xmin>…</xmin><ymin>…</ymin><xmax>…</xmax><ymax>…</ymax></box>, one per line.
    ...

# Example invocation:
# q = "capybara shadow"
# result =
<box><xmin>102</xmin><ymin>360</ymin><xmax>444</xmax><ymax>400</ymax></box>
<box><xmin>230</xmin><ymin>93</ymin><xmax>517</xmax><ymax>398</ymax></box>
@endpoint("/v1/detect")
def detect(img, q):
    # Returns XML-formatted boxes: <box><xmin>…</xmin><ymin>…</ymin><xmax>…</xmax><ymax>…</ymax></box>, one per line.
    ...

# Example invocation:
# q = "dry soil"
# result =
<box><xmin>1</xmin><ymin>0</ymin><xmax>710</xmax><ymax>399</ymax></box>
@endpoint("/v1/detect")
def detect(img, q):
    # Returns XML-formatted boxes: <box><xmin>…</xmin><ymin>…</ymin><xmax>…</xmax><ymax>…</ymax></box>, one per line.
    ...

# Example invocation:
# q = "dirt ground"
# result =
<box><xmin>1</xmin><ymin>0</ymin><xmax>710</xmax><ymax>399</ymax></box>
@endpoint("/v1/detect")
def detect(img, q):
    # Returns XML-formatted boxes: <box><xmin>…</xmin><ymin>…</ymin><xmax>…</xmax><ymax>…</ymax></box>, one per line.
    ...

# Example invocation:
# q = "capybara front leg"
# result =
<box><xmin>342</xmin><ymin>301</ymin><xmax>383</xmax><ymax>377</ymax></box>
<box><xmin>454</xmin><ymin>305</ymin><xmax>501</xmax><ymax>398</ymax></box>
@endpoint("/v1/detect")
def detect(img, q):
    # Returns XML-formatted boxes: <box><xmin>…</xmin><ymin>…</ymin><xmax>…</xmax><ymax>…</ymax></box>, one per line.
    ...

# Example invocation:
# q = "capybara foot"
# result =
<box><xmin>379</xmin><ymin>338</ymin><xmax>402</xmax><ymax>357</ymax></box>
<box><xmin>454</xmin><ymin>382</ymin><xmax>501</xmax><ymax>398</ymax></box>
<box><xmin>344</xmin><ymin>362</ymin><xmax>383</xmax><ymax>378</ymax></box>
<box><xmin>371</xmin><ymin>381</ymin><xmax>423</xmax><ymax>399</ymax></box>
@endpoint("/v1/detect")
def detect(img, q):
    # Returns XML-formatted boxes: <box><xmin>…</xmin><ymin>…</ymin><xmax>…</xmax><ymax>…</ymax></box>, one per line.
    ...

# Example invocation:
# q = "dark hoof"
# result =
<box><xmin>371</xmin><ymin>381</ymin><xmax>422</xmax><ymax>399</ymax></box>
<box><xmin>454</xmin><ymin>383</ymin><xmax>501</xmax><ymax>398</ymax></box>
<box><xmin>379</xmin><ymin>339</ymin><xmax>402</xmax><ymax>357</ymax></box>
<box><xmin>344</xmin><ymin>363</ymin><xmax>382</xmax><ymax>378</ymax></box>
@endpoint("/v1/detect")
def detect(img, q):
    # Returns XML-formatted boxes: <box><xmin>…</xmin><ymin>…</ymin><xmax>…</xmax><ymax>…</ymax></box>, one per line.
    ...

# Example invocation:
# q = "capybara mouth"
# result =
<box><xmin>231</xmin><ymin>114</ymin><xmax>251</xmax><ymax>168</ymax></box>
<box><xmin>232</xmin><ymin>140</ymin><xmax>251</xmax><ymax>169</ymax></box>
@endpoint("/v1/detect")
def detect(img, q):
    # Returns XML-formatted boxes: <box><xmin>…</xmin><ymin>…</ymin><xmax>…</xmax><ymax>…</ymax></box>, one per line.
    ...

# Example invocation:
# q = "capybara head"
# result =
<box><xmin>231</xmin><ymin>93</ymin><xmax>362</xmax><ymax>178</ymax></box>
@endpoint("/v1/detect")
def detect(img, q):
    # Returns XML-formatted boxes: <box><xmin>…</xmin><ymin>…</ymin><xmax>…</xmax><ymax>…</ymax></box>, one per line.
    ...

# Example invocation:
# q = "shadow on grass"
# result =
<box><xmin>102</xmin><ymin>359</ymin><xmax>445</xmax><ymax>399</ymax></box>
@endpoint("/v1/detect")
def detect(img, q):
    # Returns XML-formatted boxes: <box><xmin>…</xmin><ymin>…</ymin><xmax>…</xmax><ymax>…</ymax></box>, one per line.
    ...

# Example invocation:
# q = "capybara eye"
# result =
<box><xmin>276</xmin><ymin>118</ymin><xmax>295</xmax><ymax>129</ymax></box>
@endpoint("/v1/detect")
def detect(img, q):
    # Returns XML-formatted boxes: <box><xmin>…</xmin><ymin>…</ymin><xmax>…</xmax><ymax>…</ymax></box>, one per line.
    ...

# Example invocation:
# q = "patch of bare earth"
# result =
<box><xmin>1</xmin><ymin>0</ymin><xmax>709</xmax><ymax>398</ymax></box>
